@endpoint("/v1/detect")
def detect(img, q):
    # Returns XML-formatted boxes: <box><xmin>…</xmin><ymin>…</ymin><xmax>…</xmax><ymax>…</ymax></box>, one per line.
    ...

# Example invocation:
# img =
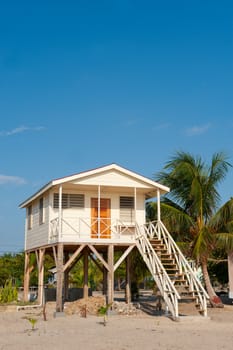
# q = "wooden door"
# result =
<box><xmin>91</xmin><ymin>198</ymin><xmax>111</xmax><ymax>238</ymax></box>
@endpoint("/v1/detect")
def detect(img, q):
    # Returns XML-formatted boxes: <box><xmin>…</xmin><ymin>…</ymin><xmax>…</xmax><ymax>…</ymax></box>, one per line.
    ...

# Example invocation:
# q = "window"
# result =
<box><xmin>27</xmin><ymin>205</ymin><xmax>32</xmax><ymax>229</ymax></box>
<box><xmin>53</xmin><ymin>193</ymin><xmax>84</xmax><ymax>209</ymax></box>
<box><xmin>39</xmin><ymin>197</ymin><xmax>44</xmax><ymax>225</ymax></box>
<box><xmin>120</xmin><ymin>196</ymin><xmax>135</xmax><ymax>223</ymax></box>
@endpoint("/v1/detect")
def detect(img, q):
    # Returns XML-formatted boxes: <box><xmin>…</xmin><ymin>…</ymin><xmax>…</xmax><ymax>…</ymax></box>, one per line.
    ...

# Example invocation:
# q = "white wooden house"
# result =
<box><xmin>20</xmin><ymin>163</ymin><xmax>209</xmax><ymax>319</ymax></box>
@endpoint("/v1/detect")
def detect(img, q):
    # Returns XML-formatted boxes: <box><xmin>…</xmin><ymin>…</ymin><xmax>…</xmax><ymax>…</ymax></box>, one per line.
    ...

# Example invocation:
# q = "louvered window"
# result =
<box><xmin>53</xmin><ymin>193</ymin><xmax>84</xmax><ymax>209</ymax></box>
<box><xmin>27</xmin><ymin>205</ymin><xmax>32</xmax><ymax>229</ymax></box>
<box><xmin>120</xmin><ymin>196</ymin><xmax>135</xmax><ymax>223</ymax></box>
<box><xmin>39</xmin><ymin>197</ymin><xmax>44</xmax><ymax>225</ymax></box>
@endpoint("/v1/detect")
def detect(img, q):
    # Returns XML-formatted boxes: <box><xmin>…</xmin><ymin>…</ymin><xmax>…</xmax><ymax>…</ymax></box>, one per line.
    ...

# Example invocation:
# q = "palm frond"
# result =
<box><xmin>209</xmin><ymin>152</ymin><xmax>232</xmax><ymax>185</ymax></box>
<box><xmin>192</xmin><ymin>226</ymin><xmax>215</xmax><ymax>259</ymax></box>
<box><xmin>215</xmin><ymin>233</ymin><xmax>233</xmax><ymax>252</ymax></box>
<box><xmin>210</xmin><ymin>197</ymin><xmax>233</xmax><ymax>230</ymax></box>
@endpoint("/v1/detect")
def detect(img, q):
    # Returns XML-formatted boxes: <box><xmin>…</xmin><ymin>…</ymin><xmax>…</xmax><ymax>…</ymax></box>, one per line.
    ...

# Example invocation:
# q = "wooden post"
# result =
<box><xmin>103</xmin><ymin>251</ymin><xmax>107</xmax><ymax>295</ymax></box>
<box><xmin>83</xmin><ymin>248</ymin><xmax>89</xmax><ymax>299</ymax></box>
<box><xmin>107</xmin><ymin>244</ymin><xmax>114</xmax><ymax>304</ymax></box>
<box><xmin>157</xmin><ymin>189</ymin><xmax>161</xmax><ymax>239</ymax></box>
<box><xmin>37</xmin><ymin>249</ymin><xmax>45</xmax><ymax>304</ymax></box>
<box><xmin>64</xmin><ymin>270</ymin><xmax>69</xmax><ymax>301</ymax></box>
<box><xmin>23</xmin><ymin>251</ymin><xmax>30</xmax><ymax>302</ymax></box>
<box><xmin>64</xmin><ymin>251</ymin><xmax>70</xmax><ymax>301</ymax></box>
<box><xmin>58</xmin><ymin>185</ymin><xmax>62</xmax><ymax>240</ymax></box>
<box><xmin>103</xmin><ymin>267</ymin><xmax>108</xmax><ymax>295</ymax></box>
<box><xmin>126</xmin><ymin>253</ymin><xmax>131</xmax><ymax>304</ymax></box>
<box><xmin>56</xmin><ymin>243</ymin><xmax>64</xmax><ymax>312</ymax></box>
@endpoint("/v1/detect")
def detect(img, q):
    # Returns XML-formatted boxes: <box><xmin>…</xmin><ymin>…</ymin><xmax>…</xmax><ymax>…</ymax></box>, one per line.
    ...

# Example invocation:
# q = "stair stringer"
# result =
<box><xmin>135</xmin><ymin>224</ymin><xmax>180</xmax><ymax>319</ymax></box>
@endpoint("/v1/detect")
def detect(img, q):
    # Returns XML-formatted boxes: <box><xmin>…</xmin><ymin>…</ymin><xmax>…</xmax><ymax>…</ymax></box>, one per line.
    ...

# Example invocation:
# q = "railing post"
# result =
<box><xmin>97</xmin><ymin>185</ymin><xmax>101</xmax><ymax>238</ymax></box>
<box><xmin>58</xmin><ymin>185</ymin><xmax>62</xmax><ymax>240</ymax></box>
<box><xmin>157</xmin><ymin>190</ymin><xmax>161</xmax><ymax>239</ymax></box>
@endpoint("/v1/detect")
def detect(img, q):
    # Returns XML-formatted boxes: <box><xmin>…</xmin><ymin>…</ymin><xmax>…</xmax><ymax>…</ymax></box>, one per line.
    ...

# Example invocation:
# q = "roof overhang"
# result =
<box><xmin>19</xmin><ymin>163</ymin><xmax>169</xmax><ymax>208</ymax></box>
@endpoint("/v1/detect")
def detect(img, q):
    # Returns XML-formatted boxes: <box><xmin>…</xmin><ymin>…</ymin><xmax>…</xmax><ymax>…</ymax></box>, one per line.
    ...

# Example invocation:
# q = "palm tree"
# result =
<box><xmin>153</xmin><ymin>151</ymin><xmax>231</xmax><ymax>307</ymax></box>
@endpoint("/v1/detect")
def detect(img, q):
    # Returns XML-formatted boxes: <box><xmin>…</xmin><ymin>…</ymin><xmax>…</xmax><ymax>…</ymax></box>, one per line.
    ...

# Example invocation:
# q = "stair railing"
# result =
<box><xmin>144</xmin><ymin>220</ymin><xmax>209</xmax><ymax>316</ymax></box>
<box><xmin>135</xmin><ymin>223</ymin><xmax>180</xmax><ymax>318</ymax></box>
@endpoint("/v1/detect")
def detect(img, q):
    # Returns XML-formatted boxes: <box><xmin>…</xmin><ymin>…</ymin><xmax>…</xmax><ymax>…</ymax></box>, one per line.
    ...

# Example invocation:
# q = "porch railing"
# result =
<box><xmin>49</xmin><ymin>217</ymin><xmax>136</xmax><ymax>240</ymax></box>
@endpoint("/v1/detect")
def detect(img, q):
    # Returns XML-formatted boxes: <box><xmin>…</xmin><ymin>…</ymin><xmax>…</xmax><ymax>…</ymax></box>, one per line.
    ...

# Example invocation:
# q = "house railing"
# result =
<box><xmin>49</xmin><ymin>217</ymin><xmax>136</xmax><ymax>240</ymax></box>
<box><xmin>142</xmin><ymin>220</ymin><xmax>209</xmax><ymax>316</ymax></box>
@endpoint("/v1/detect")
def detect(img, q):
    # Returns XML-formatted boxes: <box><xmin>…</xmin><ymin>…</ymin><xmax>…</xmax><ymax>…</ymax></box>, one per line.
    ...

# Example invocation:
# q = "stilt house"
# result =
<box><xmin>20</xmin><ymin>163</ymin><xmax>209</xmax><ymax>318</ymax></box>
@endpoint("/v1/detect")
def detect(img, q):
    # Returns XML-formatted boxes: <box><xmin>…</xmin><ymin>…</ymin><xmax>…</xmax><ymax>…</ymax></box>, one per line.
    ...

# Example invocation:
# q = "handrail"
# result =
<box><xmin>135</xmin><ymin>224</ymin><xmax>180</xmax><ymax>318</ymax></box>
<box><xmin>144</xmin><ymin>220</ymin><xmax>209</xmax><ymax>316</ymax></box>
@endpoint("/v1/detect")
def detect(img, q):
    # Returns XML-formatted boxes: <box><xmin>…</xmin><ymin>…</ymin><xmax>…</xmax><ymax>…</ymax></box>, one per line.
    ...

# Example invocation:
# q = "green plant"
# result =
<box><xmin>0</xmin><ymin>279</ymin><xmax>18</xmax><ymax>303</ymax></box>
<box><xmin>27</xmin><ymin>317</ymin><xmax>38</xmax><ymax>330</ymax></box>
<box><xmin>98</xmin><ymin>304</ymin><xmax>111</xmax><ymax>326</ymax></box>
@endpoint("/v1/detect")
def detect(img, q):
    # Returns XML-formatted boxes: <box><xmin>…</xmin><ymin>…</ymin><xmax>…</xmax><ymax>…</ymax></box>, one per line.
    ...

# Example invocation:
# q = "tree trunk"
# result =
<box><xmin>228</xmin><ymin>250</ymin><xmax>233</xmax><ymax>299</ymax></box>
<box><xmin>201</xmin><ymin>257</ymin><xmax>224</xmax><ymax>308</ymax></box>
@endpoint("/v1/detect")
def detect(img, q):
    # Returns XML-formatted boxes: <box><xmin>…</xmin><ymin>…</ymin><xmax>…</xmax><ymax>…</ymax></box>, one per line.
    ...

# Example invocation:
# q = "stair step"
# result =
<box><xmin>159</xmin><ymin>254</ymin><xmax>174</xmax><ymax>259</ymax></box>
<box><xmin>163</xmin><ymin>263</ymin><xmax>177</xmax><ymax>267</ymax></box>
<box><xmin>172</xmin><ymin>277</ymin><xmax>187</xmax><ymax>284</ymax></box>
<box><xmin>161</xmin><ymin>259</ymin><xmax>175</xmax><ymax>265</ymax></box>
<box><xmin>150</xmin><ymin>239</ymin><xmax>163</xmax><ymax>244</ymax></box>
<box><xmin>165</xmin><ymin>268</ymin><xmax>178</xmax><ymax>272</ymax></box>
<box><xmin>151</xmin><ymin>242</ymin><xmax>166</xmax><ymax>248</ymax></box>
<box><xmin>180</xmin><ymin>296</ymin><xmax>197</xmax><ymax>302</ymax></box>
<box><xmin>153</xmin><ymin>248</ymin><xmax>167</xmax><ymax>253</ymax></box>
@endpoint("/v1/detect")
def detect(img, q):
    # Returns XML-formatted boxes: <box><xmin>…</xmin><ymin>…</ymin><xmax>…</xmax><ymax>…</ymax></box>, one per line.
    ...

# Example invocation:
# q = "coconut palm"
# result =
<box><xmin>153</xmin><ymin>151</ymin><xmax>231</xmax><ymax>307</ymax></box>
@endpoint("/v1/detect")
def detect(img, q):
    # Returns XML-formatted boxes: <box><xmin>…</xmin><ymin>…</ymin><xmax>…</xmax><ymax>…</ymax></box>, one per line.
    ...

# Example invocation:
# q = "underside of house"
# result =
<box><xmin>20</xmin><ymin>164</ymin><xmax>209</xmax><ymax>319</ymax></box>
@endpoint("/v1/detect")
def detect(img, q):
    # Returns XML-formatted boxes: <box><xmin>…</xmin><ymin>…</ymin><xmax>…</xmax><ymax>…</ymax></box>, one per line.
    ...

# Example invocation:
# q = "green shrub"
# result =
<box><xmin>0</xmin><ymin>279</ymin><xmax>18</xmax><ymax>303</ymax></box>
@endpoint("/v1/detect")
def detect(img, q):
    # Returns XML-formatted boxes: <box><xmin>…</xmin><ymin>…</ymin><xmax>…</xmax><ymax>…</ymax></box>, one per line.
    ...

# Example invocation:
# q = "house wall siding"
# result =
<box><xmin>25</xmin><ymin>195</ymin><xmax>50</xmax><ymax>250</ymax></box>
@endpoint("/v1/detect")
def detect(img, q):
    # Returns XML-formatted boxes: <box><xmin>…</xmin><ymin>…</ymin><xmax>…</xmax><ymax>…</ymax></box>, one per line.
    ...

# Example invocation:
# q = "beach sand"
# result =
<box><xmin>0</xmin><ymin>301</ymin><xmax>233</xmax><ymax>350</ymax></box>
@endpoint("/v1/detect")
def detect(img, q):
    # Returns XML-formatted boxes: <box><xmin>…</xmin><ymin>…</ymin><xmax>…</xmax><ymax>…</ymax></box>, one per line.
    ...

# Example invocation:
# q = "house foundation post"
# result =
<box><xmin>103</xmin><ymin>251</ymin><xmax>107</xmax><ymax>295</ymax></box>
<box><xmin>63</xmin><ymin>251</ymin><xmax>70</xmax><ymax>301</ymax></box>
<box><xmin>23</xmin><ymin>251</ymin><xmax>30</xmax><ymax>302</ymax></box>
<box><xmin>107</xmin><ymin>244</ymin><xmax>114</xmax><ymax>305</ymax></box>
<box><xmin>56</xmin><ymin>243</ymin><xmax>64</xmax><ymax>312</ymax></box>
<box><xmin>103</xmin><ymin>267</ymin><xmax>108</xmax><ymax>295</ymax></box>
<box><xmin>83</xmin><ymin>247</ymin><xmax>89</xmax><ymax>299</ymax></box>
<box><xmin>63</xmin><ymin>270</ymin><xmax>69</xmax><ymax>301</ymax></box>
<box><xmin>37</xmin><ymin>249</ymin><xmax>45</xmax><ymax>304</ymax></box>
<box><xmin>125</xmin><ymin>253</ymin><xmax>131</xmax><ymax>304</ymax></box>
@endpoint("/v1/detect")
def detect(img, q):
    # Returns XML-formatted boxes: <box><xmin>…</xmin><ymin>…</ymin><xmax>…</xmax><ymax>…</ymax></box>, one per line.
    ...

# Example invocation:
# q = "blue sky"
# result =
<box><xmin>0</xmin><ymin>0</ymin><xmax>232</xmax><ymax>253</ymax></box>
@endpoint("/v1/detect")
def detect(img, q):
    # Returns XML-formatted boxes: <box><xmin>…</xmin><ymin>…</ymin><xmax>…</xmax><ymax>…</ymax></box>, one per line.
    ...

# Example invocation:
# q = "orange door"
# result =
<box><xmin>91</xmin><ymin>198</ymin><xmax>111</xmax><ymax>238</ymax></box>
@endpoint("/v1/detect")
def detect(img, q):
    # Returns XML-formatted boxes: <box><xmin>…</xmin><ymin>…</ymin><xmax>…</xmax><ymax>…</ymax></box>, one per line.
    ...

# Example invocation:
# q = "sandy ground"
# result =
<box><xmin>0</xmin><ymin>301</ymin><xmax>233</xmax><ymax>350</ymax></box>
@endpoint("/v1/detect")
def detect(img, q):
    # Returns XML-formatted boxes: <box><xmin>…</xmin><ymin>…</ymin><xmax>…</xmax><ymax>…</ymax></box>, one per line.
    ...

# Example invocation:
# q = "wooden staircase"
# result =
<box><xmin>135</xmin><ymin>221</ymin><xmax>209</xmax><ymax>319</ymax></box>
<box><xmin>150</xmin><ymin>238</ymin><xmax>202</xmax><ymax>316</ymax></box>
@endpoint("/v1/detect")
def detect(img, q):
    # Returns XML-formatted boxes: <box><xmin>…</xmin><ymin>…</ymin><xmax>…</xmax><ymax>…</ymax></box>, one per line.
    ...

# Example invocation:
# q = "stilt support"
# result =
<box><xmin>37</xmin><ymin>249</ymin><xmax>45</xmax><ymax>304</ymax></box>
<box><xmin>83</xmin><ymin>248</ymin><xmax>89</xmax><ymax>299</ymax></box>
<box><xmin>107</xmin><ymin>244</ymin><xmax>114</xmax><ymax>305</ymax></box>
<box><xmin>23</xmin><ymin>252</ymin><xmax>30</xmax><ymax>302</ymax></box>
<box><xmin>56</xmin><ymin>243</ymin><xmax>64</xmax><ymax>312</ymax></box>
<box><xmin>126</xmin><ymin>253</ymin><xmax>131</xmax><ymax>304</ymax></box>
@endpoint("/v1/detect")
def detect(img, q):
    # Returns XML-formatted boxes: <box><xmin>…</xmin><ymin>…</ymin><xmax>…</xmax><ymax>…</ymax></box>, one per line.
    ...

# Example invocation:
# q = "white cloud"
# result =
<box><xmin>0</xmin><ymin>175</ymin><xmax>26</xmax><ymax>185</ymax></box>
<box><xmin>185</xmin><ymin>123</ymin><xmax>211</xmax><ymax>136</ymax></box>
<box><xmin>0</xmin><ymin>125</ymin><xmax>45</xmax><ymax>136</ymax></box>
